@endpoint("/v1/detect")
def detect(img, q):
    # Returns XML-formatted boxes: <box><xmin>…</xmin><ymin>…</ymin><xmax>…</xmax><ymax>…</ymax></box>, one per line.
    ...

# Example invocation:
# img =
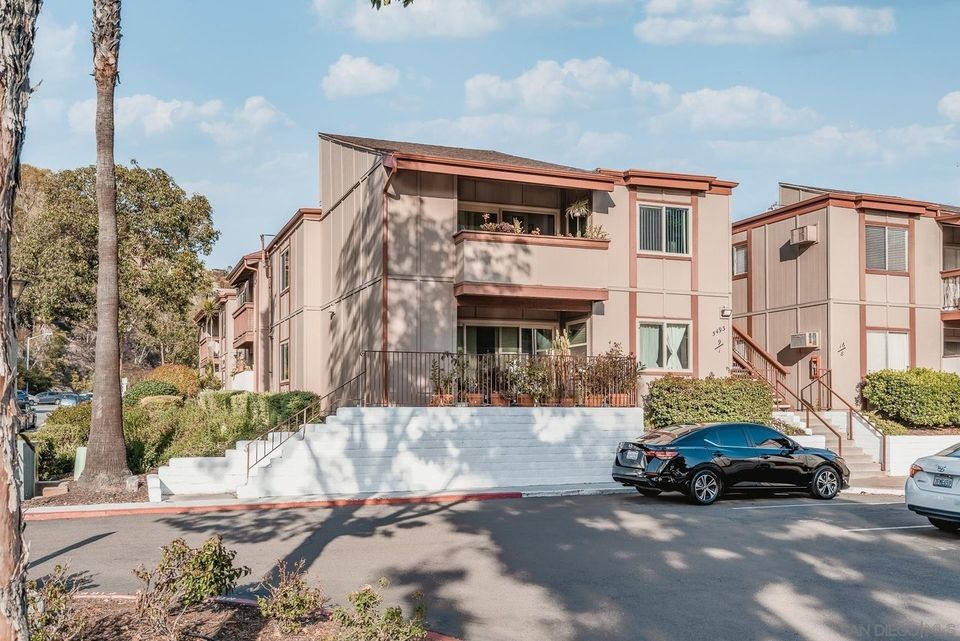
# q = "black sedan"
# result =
<box><xmin>612</xmin><ymin>422</ymin><xmax>850</xmax><ymax>505</ymax></box>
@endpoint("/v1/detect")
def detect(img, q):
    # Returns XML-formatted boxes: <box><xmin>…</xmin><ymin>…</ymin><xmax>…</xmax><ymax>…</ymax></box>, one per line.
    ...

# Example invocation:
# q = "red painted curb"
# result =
<box><xmin>24</xmin><ymin>491</ymin><xmax>524</xmax><ymax>522</ymax></box>
<box><xmin>75</xmin><ymin>592</ymin><xmax>462</xmax><ymax>640</ymax></box>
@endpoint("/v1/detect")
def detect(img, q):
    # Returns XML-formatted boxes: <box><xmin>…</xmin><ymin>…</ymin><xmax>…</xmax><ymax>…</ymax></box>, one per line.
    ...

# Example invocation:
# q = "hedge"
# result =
<box><xmin>125</xmin><ymin>380</ymin><xmax>181</xmax><ymax>405</ymax></box>
<box><xmin>861</xmin><ymin>368</ymin><xmax>960</xmax><ymax>427</ymax></box>
<box><xmin>147</xmin><ymin>363</ymin><xmax>201</xmax><ymax>397</ymax></box>
<box><xmin>33</xmin><ymin>390</ymin><xmax>319</xmax><ymax>479</ymax></box>
<box><xmin>645</xmin><ymin>376</ymin><xmax>773</xmax><ymax>429</ymax></box>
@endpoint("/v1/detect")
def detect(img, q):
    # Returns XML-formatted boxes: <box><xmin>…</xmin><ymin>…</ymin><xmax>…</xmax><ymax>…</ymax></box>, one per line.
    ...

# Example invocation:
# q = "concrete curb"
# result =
<box><xmin>23</xmin><ymin>484</ymin><xmax>635</xmax><ymax>521</ymax></box>
<box><xmin>74</xmin><ymin>593</ymin><xmax>461</xmax><ymax>640</ymax></box>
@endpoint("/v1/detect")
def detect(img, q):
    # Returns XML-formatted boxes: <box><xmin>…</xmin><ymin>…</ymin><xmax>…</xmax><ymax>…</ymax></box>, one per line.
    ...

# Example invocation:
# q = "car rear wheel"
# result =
<box><xmin>636</xmin><ymin>488</ymin><xmax>661</xmax><ymax>497</ymax></box>
<box><xmin>687</xmin><ymin>469</ymin><xmax>722</xmax><ymax>505</ymax></box>
<box><xmin>810</xmin><ymin>466</ymin><xmax>840</xmax><ymax>500</ymax></box>
<box><xmin>929</xmin><ymin>518</ymin><xmax>960</xmax><ymax>533</ymax></box>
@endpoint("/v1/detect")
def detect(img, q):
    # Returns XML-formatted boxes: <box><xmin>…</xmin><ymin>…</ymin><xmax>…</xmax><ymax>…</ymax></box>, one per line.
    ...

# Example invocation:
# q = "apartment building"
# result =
<box><xmin>732</xmin><ymin>182</ymin><xmax>960</xmax><ymax>403</ymax></box>
<box><xmin>200</xmin><ymin>133</ymin><xmax>738</xmax><ymax>397</ymax></box>
<box><xmin>194</xmin><ymin>287</ymin><xmax>237</xmax><ymax>389</ymax></box>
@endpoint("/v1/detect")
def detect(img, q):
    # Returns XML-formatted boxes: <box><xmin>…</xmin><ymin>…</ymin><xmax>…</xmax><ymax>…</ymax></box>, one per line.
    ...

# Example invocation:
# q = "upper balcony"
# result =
<box><xmin>232</xmin><ymin>302</ymin><xmax>255</xmax><ymax>349</ymax></box>
<box><xmin>453</xmin><ymin>230</ymin><xmax>609</xmax><ymax>311</ymax></box>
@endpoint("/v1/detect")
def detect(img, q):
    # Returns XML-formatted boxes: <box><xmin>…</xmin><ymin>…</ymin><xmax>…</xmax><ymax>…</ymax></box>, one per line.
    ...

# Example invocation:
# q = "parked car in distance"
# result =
<box><xmin>33</xmin><ymin>391</ymin><xmax>61</xmax><ymax>405</ymax></box>
<box><xmin>79</xmin><ymin>392</ymin><xmax>93</xmax><ymax>402</ymax></box>
<box><xmin>612</xmin><ymin>422</ymin><xmax>850</xmax><ymax>505</ymax></box>
<box><xmin>57</xmin><ymin>393</ymin><xmax>81</xmax><ymax>407</ymax></box>
<box><xmin>906</xmin><ymin>443</ymin><xmax>960</xmax><ymax>533</ymax></box>
<box><xmin>16</xmin><ymin>390</ymin><xmax>32</xmax><ymax>405</ymax></box>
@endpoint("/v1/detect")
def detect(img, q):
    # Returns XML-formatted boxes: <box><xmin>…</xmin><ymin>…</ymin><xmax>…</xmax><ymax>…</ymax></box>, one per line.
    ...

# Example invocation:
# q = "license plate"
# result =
<box><xmin>934</xmin><ymin>474</ymin><xmax>954</xmax><ymax>488</ymax></box>
<box><xmin>625</xmin><ymin>450</ymin><xmax>639</xmax><ymax>461</ymax></box>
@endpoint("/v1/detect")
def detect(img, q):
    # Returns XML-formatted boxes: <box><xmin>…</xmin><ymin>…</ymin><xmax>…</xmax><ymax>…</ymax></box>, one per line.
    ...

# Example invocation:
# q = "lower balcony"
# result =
<box><xmin>232</xmin><ymin>302</ymin><xmax>254</xmax><ymax>349</ymax></box>
<box><xmin>454</xmin><ymin>230</ymin><xmax>610</xmax><ymax>310</ymax></box>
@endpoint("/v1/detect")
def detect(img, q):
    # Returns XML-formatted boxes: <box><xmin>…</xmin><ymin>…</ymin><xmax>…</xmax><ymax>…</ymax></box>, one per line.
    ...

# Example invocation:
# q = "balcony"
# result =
<box><xmin>943</xmin><ymin>270</ymin><xmax>960</xmax><ymax>320</ymax></box>
<box><xmin>453</xmin><ymin>230</ymin><xmax>609</xmax><ymax>311</ymax></box>
<box><xmin>232</xmin><ymin>302</ymin><xmax>255</xmax><ymax>348</ymax></box>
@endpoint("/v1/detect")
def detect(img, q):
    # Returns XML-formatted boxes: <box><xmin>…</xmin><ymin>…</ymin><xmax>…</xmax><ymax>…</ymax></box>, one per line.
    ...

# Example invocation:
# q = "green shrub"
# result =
<box><xmin>861</xmin><ymin>368</ymin><xmax>960</xmax><ymax>427</ymax></box>
<box><xmin>134</xmin><ymin>536</ymin><xmax>249</xmax><ymax>639</ymax></box>
<box><xmin>863</xmin><ymin>410</ymin><xmax>910</xmax><ymax>435</ymax></box>
<box><xmin>332</xmin><ymin>577</ymin><xmax>426</xmax><ymax>641</ymax></box>
<box><xmin>645</xmin><ymin>376</ymin><xmax>773</xmax><ymax>429</ymax></box>
<box><xmin>137</xmin><ymin>395</ymin><xmax>184</xmax><ymax>408</ymax></box>
<box><xmin>27</xmin><ymin>563</ymin><xmax>89</xmax><ymax>641</ymax></box>
<box><xmin>257</xmin><ymin>559</ymin><xmax>326</xmax><ymax>634</ymax></box>
<box><xmin>125</xmin><ymin>380</ymin><xmax>181</xmax><ymax>406</ymax></box>
<box><xmin>267</xmin><ymin>391</ymin><xmax>318</xmax><ymax>421</ymax></box>
<box><xmin>147</xmin><ymin>363</ymin><xmax>201</xmax><ymax>397</ymax></box>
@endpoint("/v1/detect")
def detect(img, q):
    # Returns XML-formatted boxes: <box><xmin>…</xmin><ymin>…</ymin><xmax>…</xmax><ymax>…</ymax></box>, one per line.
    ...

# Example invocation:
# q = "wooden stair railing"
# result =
<box><xmin>732</xmin><ymin>326</ymin><xmax>845</xmax><ymax>455</ymax></box>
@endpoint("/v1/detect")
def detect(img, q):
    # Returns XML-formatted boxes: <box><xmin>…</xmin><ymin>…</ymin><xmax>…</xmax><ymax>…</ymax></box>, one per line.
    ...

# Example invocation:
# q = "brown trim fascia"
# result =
<box><xmin>941</xmin><ymin>268</ymin><xmax>960</xmax><ymax>278</ymax></box>
<box><xmin>452</xmin><ymin>230</ymin><xmax>610</xmax><ymax>250</ymax></box>
<box><xmin>691</xmin><ymin>294</ymin><xmax>699</xmax><ymax>377</ymax></box>
<box><xmin>942</xmin><ymin>310</ymin><xmax>960</xmax><ymax>322</ymax></box>
<box><xmin>732</xmin><ymin>273</ymin><xmax>748</xmax><ymax>281</ymax></box>
<box><xmin>691</xmin><ymin>193</ymin><xmax>699</xmax><ymax>292</ymax></box>
<box><xmin>909</xmin><ymin>307</ymin><xmax>917</xmax><ymax>368</ymax></box>
<box><xmin>264</xmin><ymin>208</ymin><xmax>323</xmax><ymax>255</ymax></box>
<box><xmin>628</xmin><ymin>189</ymin><xmax>638</xmax><ymax>355</ymax></box>
<box><xmin>393</xmin><ymin>153</ymin><xmax>616</xmax><ymax>192</ymax></box>
<box><xmin>598</xmin><ymin>168</ymin><xmax>739</xmax><ymax>193</ymax></box>
<box><xmin>226</xmin><ymin>252</ymin><xmax>262</xmax><ymax>285</ymax></box>
<box><xmin>865</xmin><ymin>269</ymin><xmax>910</xmax><ymax>276</ymax></box>
<box><xmin>454</xmin><ymin>282</ymin><xmax>609</xmax><ymax>302</ymax></box>
<box><xmin>382</xmin><ymin>164</ymin><xmax>397</xmax><ymax>354</ymax></box>
<box><xmin>636</xmin><ymin>252</ymin><xmax>692</xmax><ymax>261</ymax></box>
<box><xmin>908</xmin><ymin>218</ymin><xmax>916</xmax><ymax>305</ymax></box>
<box><xmin>859</xmin><ymin>305</ymin><xmax>867</xmax><ymax>378</ymax></box>
<box><xmin>864</xmin><ymin>325</ymin><xmax>911</xmax><ymax>333</ymax></box>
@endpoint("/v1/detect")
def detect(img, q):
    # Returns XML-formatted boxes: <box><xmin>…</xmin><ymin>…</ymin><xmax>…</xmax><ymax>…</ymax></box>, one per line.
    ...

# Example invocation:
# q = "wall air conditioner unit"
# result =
<box><xmin>790</xmin><ymin>332</ymin><xmax>820</xmax><ymax>349</ymax></box>
<box><xmin>790</xmin><ymin>225</ymin><xmax>818</xmax><ymax>246</ymax></box>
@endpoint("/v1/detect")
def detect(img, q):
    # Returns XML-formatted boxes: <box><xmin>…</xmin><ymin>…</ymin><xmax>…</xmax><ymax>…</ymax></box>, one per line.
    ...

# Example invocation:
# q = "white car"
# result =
<box><xmin>906</xmin><ymin>442</ymin><xmax>960</xmax><ymax>533</ymax></box>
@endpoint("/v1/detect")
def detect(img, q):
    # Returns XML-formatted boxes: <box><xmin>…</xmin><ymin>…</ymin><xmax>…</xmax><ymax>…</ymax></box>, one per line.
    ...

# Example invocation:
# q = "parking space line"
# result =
<box><xmin>844</xmin><ymin>525</ymin><xmax>934</xmax><ymax>532</ymax></box>
<box><xmin>731</xmin><ymin>502</ymin><xmax>902</xmax><ymax>510</ymax></box>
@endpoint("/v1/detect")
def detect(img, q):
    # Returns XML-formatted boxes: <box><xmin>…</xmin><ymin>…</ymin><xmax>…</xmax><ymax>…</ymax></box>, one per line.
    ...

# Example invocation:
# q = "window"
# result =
<box><xmin>638</xmin><ymin>204</ymin><xmax>690</xmax><ymax>255</ymax></box>
<box><xmin>944</xmin><ymin>226</ymin><xmax>960</xmax><ymax>271</ymax></box>
<box><xmin>709</xmin><ymin>425</ymin><xmax>750</xmax><ymax>448</ymax></box>
<box><xmin>865</xmin><ymin>225</ymin><xmax>907</xmax><ymax>272</ymax></box>
<box><xmin>236</xmin><ymin>280</ymin><xmax>252</xmax><ymax>305</ymax></box>
<box><xmin>732</xmin><ymin>244</ymin><xmax>748</xmax><ymax>276</ymax></box>
<box><xmin>945</xmin><ymin>327</ymin><xmax>960</xmax><ymax>358</ymax></box>
<box><xmin>866</xmin><ymin>331</ymin><xmax>909</xmax><ymax>372</ymax></box>
<box><xmin>279</xmin><ymin>342</ymin><xmax>290</xmax><ymax>382</ymax></box>
<box><xmin>280</xmin><ymin>250</ymin><xmax>290</xmax><ymax>291</ymax></box>
<box><xmin>637</xmin><ymin>321</ymin><xmax>690</xmax><ymax>370</ymax></box>
<box><xmin>458</xmin><ymin>204</ymin><xmax>559</xmax><ymax>235</ymax></box>
<box><xmin>457</xmin><ymin>325</ymin><xmax>556</xmax><ymax>355</ymax></box>
<box><xmin>745</xmin><ymin>425</ymin><xmax>788</xmax><ymax>449</ymax></box>
<box><xmin>567</xmin><ymin>321</ymin><xmax>587</xmax><ymax>356</ymax></box>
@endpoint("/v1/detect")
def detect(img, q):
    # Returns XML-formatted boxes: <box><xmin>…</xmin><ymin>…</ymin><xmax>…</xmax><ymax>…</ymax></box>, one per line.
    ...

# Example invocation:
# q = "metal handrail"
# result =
<box><xmin>732</xmin><ymin>326</ymin><xmax>789</xmax><ymax>376</ymax></box>
<box><xmin>244</xmin><ymin>372</ymin><xmax>365</xmax><ymax>477</ymax></box>
<box><xmin>801</xmin><ymin>369</ymin><xmax>887</xmax><ymax>471</ymax></box>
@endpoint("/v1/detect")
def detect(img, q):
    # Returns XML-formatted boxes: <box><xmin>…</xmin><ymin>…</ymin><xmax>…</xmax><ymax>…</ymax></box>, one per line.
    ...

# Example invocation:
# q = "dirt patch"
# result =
<box><xmin>25</xmin><ymin>477</ymin><xmax>148</xmax><ymax>508</ymax></box>
<box><xmin>900</xmin><ymin>427</ymin><xmax>960</xmax><ymax>436</ymax></box>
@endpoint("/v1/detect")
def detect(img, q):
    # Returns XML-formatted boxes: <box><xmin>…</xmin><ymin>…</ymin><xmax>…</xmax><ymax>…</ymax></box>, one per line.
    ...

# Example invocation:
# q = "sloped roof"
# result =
<box><xmin>320</xmin><ymin>133</ymin><xmax>592</xmax><ymax>174</ymax></box>
<box><xmin>781</xmin><ymin>182</ymin><xmax>960</xmax><ymax>214</ymax></box>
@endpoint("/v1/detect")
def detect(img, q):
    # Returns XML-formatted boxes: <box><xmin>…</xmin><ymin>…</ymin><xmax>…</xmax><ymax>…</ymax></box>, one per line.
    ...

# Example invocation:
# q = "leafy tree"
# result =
<box><xmin>0</xmin><ymin>1</ymin><xmax>43</xmax><ymax>637</ymax></box>
<box><xmin>13</xmin><ymin>164</ymin><xmax>218</xmax><ymax>373</ymax></box>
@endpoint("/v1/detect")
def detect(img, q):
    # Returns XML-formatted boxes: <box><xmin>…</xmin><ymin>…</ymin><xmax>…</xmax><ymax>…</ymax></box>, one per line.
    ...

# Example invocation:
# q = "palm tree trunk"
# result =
<box><xmin>79</xmin><ymin>0</ymin><xmax>130</xmax><ymax>489</ymax></box>
<box><xmin>0</xmin><ymin>2</ymin><xmax>42</xmax><ymax>637</ymax></box>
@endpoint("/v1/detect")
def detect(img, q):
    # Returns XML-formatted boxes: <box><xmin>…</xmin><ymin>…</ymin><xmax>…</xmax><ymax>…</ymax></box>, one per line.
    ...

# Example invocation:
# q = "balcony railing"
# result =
<box><xmin>362</xmin><ymin>350</ymin><xmax>642</xmax><ymax>408</ymax></box>
<box><xmin>232</xmin><ymin>302</ymin><xmax>254</xmax><ymax>347</ymax></box>
<box><xmin>944</xmin><ymin>274</ymin><xmax>960</xmax><ymax>311</ymax></box>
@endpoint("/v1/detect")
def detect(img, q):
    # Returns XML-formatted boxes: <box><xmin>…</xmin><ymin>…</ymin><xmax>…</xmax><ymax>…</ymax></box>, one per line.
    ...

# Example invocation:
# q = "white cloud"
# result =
<box><xmin>68</xmin><ymin>94</ymin><xmax>223</xmax><ymax>135</ymax></box>
<box><xmin>938</xmin><ymin>91</ymin><xmax>960</xmax><ymax>122</ymax></box>
<box><xmin>32</xmin><ymin>16</ymin><xmax>80</xmax><ymax>80</ymax></box>
<box><xmin>321</xmin><ymin>54</ymin><xmax>400</xmax><ymax>99</ymax></box>
<box><xmin>198</xmin><ymin>96</ymin><xmax>285</xmax><ymax>144</ymax></box>
<box><xmin>658</xmin><ymin>85</ymin><xmax>816</xmax><ymax>130</ymax></box>
<box><xmin>709</xmin><ymin>124</ymin><xmax>957</xmax><ymax>166</ymax></box>
<box><xmin>634</xmin><ymin>0</ymin><xmax>895</xmax><ymax>44</ymax></box>
<box><xmin>465</xmin><ymin>57</ymin><xmax>672</xmax><ymax>114</ymax></box>
<box><xmin>66</xmin><ymin>94</ymin><xmax>284</xmax><ymax>144</ymax></box>
<box><xmin>576</xmin><ymin>131</ymin><xmax>632</xmax><ymax>163</ymax></box>
<box><xmin>314</xmin><ymin>0</ymin><xmax>499</xmax><ymax>40</ymax></box>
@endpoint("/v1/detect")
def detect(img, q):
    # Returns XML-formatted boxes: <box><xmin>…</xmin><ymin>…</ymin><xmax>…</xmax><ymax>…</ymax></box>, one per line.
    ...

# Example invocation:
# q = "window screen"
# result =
<box><xmin>732</xmin><ymin>244</ymin><xmax>748</xmax><ymax>276</ymax></box>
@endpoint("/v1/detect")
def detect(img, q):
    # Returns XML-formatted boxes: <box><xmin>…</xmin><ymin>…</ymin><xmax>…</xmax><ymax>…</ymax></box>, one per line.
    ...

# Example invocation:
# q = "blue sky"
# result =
<box><xmin>23</xmin><ymin>0</ymin><xmax>960</xmax><ymax>267</ymax></box>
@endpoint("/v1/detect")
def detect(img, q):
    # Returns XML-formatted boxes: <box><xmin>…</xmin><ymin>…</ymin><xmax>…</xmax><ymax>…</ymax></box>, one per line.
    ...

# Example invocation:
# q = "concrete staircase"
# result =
<box><xmin>775</xmin><ymin>410</ymin><xmax>887</xmax><ymax>484</ymax></box>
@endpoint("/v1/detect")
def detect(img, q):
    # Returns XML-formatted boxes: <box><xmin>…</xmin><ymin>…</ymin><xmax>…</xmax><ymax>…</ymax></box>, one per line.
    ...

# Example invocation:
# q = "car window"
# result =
<box><xmin>937</xmin><ymin>443</ymin><xmax>960</xmax><ymax>458</ymax></box>
<box><xmin>638</xmin><ymin>425</ymin><xmax>701</xmax><ymax>445</ymax></box>
<box><xmin>745</xmin><ymin>425</ymin><xmax>787</xmax><ymax>449</ymax></box>
<box><xmin>709</xmin><ymin>425</ymin><xmax>750</xmax><ymax>448</ymax></box>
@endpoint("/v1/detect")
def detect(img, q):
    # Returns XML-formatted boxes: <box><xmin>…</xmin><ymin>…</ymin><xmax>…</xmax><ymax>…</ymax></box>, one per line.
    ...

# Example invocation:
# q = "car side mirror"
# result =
<box><xmin>777</xmin><ymin>437</ymin><xmax>798</xmax><ymax>450</ymax></box>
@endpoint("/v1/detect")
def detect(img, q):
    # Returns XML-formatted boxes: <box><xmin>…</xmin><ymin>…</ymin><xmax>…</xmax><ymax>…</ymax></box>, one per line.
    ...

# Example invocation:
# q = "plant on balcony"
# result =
<box><xmin>429</xmin><ymin>355</ymin><xmax>455</xmax><ymax>407</ymax></box>
<box><xmin>583</xmin><ymin>223</ymin><xmax>609</xmax><ymax>240</ymax></box>
<box><xmin>479</xmin><ymin>213</ymin><xmax>520</xmax><ymax>234</ymax></box>
<box><xmin>453</xmin><ymin>352</ymin><xmax>483</xmax><ymax>405</ymax></box>
<box><xmin>603</xmin><ymin>343</ymin><xmax>643</xmax><ymax>407</ymax></box>
<box><xmin>544</xmin><ymin>331</ymin><xmax>575</xmax><ymax>406</ymax></box>
<box><xmin>517</xmin><ymin>357</ymin><xmax>550</xmax><ymax>406</ymax></box>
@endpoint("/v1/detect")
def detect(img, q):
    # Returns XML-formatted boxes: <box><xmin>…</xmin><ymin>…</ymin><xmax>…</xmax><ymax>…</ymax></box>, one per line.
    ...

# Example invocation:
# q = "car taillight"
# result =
<box><xmin>909</xmin><ymin>463</ymin><xmax>923</xmax><ymax>478</ymax></box>
<box><xmin>650</xmin><ymin>450</ymin><xmax>679</xmax><ymax>460</ymax></box>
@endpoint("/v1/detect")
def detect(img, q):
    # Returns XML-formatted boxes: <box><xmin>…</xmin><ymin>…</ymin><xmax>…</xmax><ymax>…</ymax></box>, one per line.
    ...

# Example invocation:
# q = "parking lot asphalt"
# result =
<box><xmin>26</xmin><ymin>491</ymin><xmax>960</xmax><ymax>641</ymax></box>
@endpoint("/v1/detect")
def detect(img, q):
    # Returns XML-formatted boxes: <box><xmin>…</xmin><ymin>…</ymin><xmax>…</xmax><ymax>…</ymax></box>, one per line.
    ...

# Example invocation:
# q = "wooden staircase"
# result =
<box><xmin>732</xmin><ymin>326</ymin><xmax>888</xmax><ymax>475</ymax></box>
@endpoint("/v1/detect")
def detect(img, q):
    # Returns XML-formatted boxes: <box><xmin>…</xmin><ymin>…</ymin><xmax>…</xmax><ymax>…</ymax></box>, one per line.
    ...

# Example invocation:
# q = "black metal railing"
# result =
<box><xmin>362</xmin><ymin>350</ymin><xmax>642</xmax><ymax>408</ymax></box>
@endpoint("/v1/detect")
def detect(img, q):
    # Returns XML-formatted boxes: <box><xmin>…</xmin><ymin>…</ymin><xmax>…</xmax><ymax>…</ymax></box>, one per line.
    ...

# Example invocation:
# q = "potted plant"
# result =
<box><xmin>429</xmin><ymin>355</ymin><xmax>455</xmax><ymax>406</ymax></box>
<box><xmin>603</xmin><ymin>343</ymin><xmax>641</xmax><ymax>407</ymax></box>
<box><xmin>545</xmin><ymin>331</ymin><xmax>576</xmax><ymax>406</ymax></box>
<box><xmin>457</xmin><ymin>353</ymin><xmax>484</xmax><ymax>406</ymax></box>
